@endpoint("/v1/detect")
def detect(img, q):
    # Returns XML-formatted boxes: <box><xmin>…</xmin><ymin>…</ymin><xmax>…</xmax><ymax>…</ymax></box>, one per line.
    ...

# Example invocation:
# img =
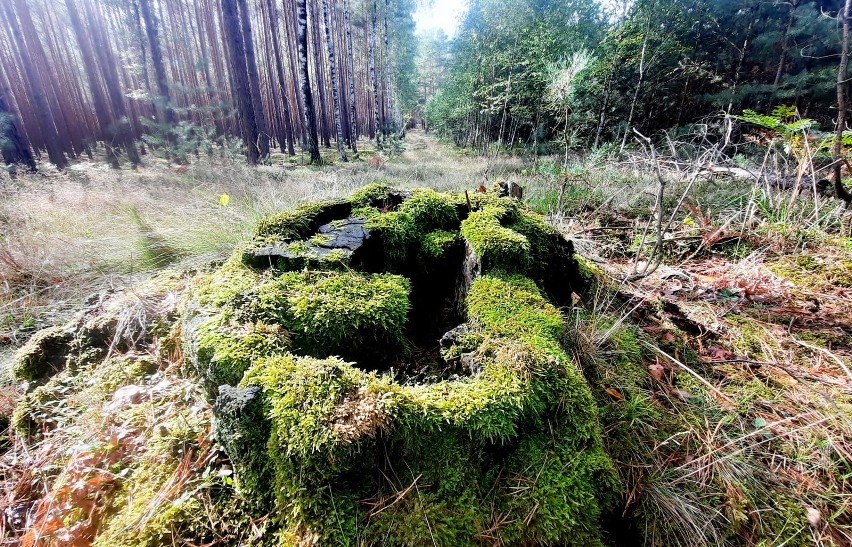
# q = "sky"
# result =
<box><xmin>412</xmin><ymin>0</ymin><xmax>468</xmax><ymax>39</ymax></box>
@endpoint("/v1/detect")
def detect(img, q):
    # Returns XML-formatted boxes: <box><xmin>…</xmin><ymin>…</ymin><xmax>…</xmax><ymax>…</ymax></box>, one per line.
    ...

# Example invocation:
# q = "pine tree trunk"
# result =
<box><xmin>296</xmin><ymin>0</ymin><xmax>321</xmax><ymax>163</ymax></box>
<box><xmin>383</xmin><ymin>0</ymin><xmax>395</xmax><ymax>133</ymax></box>
<box><xmin>88</xmin><ymin>0</ymin><xmax>141</xmax><ymax>166</ymax></box>
<box><xmin>266</xmin><ymin>0</ymin><xmax>295</xmax><ymax>155</ymax></box>
<box><xmin>138</xmin><ymin>0</ymin><xmax>176</xmax><ymax>126</ymax></box>
<box><xmin>310</xmin><ymin>0</ymin><xmax>331</xmax><ymax>148</ymax></box>
<box><xmin>237</xmin><ymin>0</ymin><xmax>269</xmax><ymax>160</ymax></box>
<box><xmin>773</xmin><ymin>0</ymin><xmax>799</xmax><ymax>89</ymax></box>
<box><xmin>343</xmin><ymin>0</ymin><xmax>358</xmax><ymax>153</ymax></box>
<box><xmin>321</xmin><ymin>0</ymin><xmax>347</xmax><ymax>162</ymax></box>
<box><xmin>369</xmin><ymin>0</ymin><xmax>381</xmax><ymax>143</ymax></box>
<box><xmin>834</xmin><ymin>0</ymin><xmax>852</xmax><ymax>207</ymax></box>
<box><xmin>222</xmin><ymin>0</ymin><xmax>261</xmax><ymax>163</ymax></box>
<box><xmin>65</xmin><ymin>0</ymin><xmax>124</xmax><ymax>167</ymax></box>
<box><xmin>4</xmin><ymin>0</ymin><xmax>68</xmax><ymax>167</ymax></box>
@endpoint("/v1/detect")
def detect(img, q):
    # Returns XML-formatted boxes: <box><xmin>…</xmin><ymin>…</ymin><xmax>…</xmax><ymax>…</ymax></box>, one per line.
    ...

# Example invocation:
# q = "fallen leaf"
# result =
<box><xmin>605</xmin><ymin>387</ymin><xmax>624</xmax><ymax>400</ymax></box>
<box><xmin>648</xmin><ymin>364</ymin><xmax>666</xmax><ymax>380</ymax></box>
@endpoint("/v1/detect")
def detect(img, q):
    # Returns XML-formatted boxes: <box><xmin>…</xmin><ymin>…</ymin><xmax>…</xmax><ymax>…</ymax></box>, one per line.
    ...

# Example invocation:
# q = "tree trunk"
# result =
<box><xmin>0</xmin><ymin>88</ymin><xmax>36</xmax><ymax>169</ymax></box>
<box><xmin>773</xmin><ymin>0</ymin><xmax>799</xmax><ymax>89</ymax></box>
<box><xmin>296</xmin><ymin>0</ymin><xmax>321</xmax><ymax>163</ymax></box>
<box><xmin>620</xmin><ymin>18</ymin><xmax>649</xmax><ymax>154</ymax></box>
<box><xmin>834</xmin><ymin>0</ymin><xmax>852</xmax><ymax>207</ymax></box>
<box><xmin>310</xmin><ymin>0</ymin><xmax>330</xmax><ymax>148</ymax></box>
<box><xmin>383</xmin><ymin>0</ymin><xmax>394</xmax><ymax>133</ymax></box>
<box><xmin>369</xmin><ymin>0</ymin><xmax>381</xmax><ymax>143</ymax></box>
<box><xmin>266</xmin><ymin>0</ymin><xmax>295</xmax><ymax>155</ymax></box>
<box><xmin>88</xmin><ymin>0</ymin><xmax>141</xmax><ymax>166</ymax></box>
<box><xmin>343</xmin><ymin>0</ymin><xmax>358</xmax><ymax>152</ymax></box>
<box><xmin>237</xmin><ymin>0</ymin><xmax>270</xmax><ymax>160</ymax></box>
<box><xmin>65</xmin><ymin>0</ymin><xmax>124</xmax><ymax>167</ymax></box>
<box><xmin>222</xmin><ymin>0</ymin><xmax>261</xmax><ymax>163</ymax></box>
<box><xmin>321</xmin><ymin>0</ymin><xmax>347</xmax><ymax>161</ymax></box>
<box><xmin>138</xmin><ymin>0</ymin><xmax>176</xmax><ymax>126</ymax></box>
<box><xmin>4</xmin><ymin>0</ymin><xmax>68</xmax><ymax>167</ymax></box>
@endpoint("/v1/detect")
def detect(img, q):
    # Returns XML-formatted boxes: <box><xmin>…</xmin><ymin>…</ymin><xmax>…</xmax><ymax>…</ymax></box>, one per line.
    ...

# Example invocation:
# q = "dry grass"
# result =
<box><xmin>0</xmin><ymin>131</ymin><xmax>519</xmax><ymax>370</ymax></box>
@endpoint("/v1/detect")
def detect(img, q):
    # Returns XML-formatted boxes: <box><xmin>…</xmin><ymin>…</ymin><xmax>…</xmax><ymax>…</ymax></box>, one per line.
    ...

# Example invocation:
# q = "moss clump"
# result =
<box><xmin>185</xmin><ymin>185</ymin><xmax>607</xmax><ymax>544</ymax></box>
<box><xmin>363</xmin><ymin>188</ymin><xmax>460</xmax><ymax>266</ymax></box>
<box><xmin>349</xmin><ymin>181</ymin><xmax>401</xmax><ymax>208</ymax></box>
<box><xmin>254</xmin><ymin>200</ymin><xmax>351</xmax><ymax>241</ymax></box>
<box><xmin>186</xmin><ymin>266</ymin><xmax>410</xmax><ymax>392</ymax></box>
<box><xmin>223</xmin><ymin>273</ymin><xmax>615</xmax><ymax>545</ymax></box>
<box><xmin>418</xmin><ymin>229</ymin><xmax>460</xmax><ymax>265</ymax></box>
<box><xmin>12</xmin><ymin>325</ymin><xmax>74</xmax><ymax>381</ymax></box>
<box><xmin>461</xmin><ymin>206</ymin><xmax>531</xmax><ymax>271</ymax></box>
<box><xmin>265</xmin><ymin>270</ymin><xmax>410</xmax><ymax>358</ymax></box>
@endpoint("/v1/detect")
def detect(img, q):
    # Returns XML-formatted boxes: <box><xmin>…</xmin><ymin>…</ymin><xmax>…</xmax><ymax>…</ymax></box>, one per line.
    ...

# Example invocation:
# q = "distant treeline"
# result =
<box><xmin>421</xmin><ymin>0</ymin><xmax>845</xmax><ymax>150</ymax></box>
<box><xmin>0</xmin><ymin>0</ymin><xmax>417</xmax><ymax>168</ymax></box>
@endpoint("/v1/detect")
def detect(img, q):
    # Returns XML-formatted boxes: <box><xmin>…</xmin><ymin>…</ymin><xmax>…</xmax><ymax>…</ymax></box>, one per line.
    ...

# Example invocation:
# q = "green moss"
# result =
<box><xmin>726</xmin><ymin>314</ymin><xmax>778</xmax><ymax>360</ymax></box>
<box><xmin>461</xmin><ymin>207</ymin><xmax>530</xmax><ymax>272</ymax></box>
<box><xmin>349</xmin><ymin>181</ymin><xmax>398</xmax><ymax>208</ymax></box>
<box><xmin>192</xmin><ymin>315</ymin><xmax>292</xmax><ymax>391</ymax></box>
<box><xmin>418</xmin><ymin>230</ymin><xmax>460</xmax><ymax>267</ymax></box>
<box><xmin>12</xmin><ymin>325</ymin><xmax>74</xmax><ymax>381</ymax></box>
<box><xmin>266</xmin><ymin>270</ymin><xmax>410</xmax><ymax>358</ymax></box>
<box><xmin>768</xmin><ymin>253</ymin><xmax>852</xmax><ymax>289</ymax></box>
<box><xmin>254</xmin><ymin>200</ymin><xmax>348</xmax><ymax>241</ymax></box>
<box><xmin>185</xmin><ymin>187</ymin><xmax>614</xmax><ymax>544</ymax></box>
<box><xmin>362</xmin><ymin>189</ymin><xmax>459</xmax><ymax>267</ymax></box>
<box><xmin>228</xmin><ymin>272</ymin><xmax>615</xmax><ymax>544</ymax></box>
<box><xmin>397</xmin><ymin>188</ymin><xmax>458</xmax><ymax>232</ymax></box>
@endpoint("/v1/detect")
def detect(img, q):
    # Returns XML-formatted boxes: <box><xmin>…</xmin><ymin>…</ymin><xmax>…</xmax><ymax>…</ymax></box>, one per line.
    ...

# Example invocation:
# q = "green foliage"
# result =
<box><xmin>185</xmin><ymin>186</ymin><xmax>616</xmax><ymax>545</ymax></box>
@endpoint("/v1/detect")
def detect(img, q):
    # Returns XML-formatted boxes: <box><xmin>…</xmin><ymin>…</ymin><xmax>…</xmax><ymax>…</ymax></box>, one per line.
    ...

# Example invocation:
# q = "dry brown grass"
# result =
<box><xmin>0</xmin><ymin>131</ymin><xmax>524</xmax><ymax>371</ymax></box>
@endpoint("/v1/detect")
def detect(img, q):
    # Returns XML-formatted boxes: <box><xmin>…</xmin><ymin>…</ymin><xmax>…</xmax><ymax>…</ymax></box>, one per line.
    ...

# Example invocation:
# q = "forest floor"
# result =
<box><xmin>1</xmin><ymin>130</ymin><xmax>851</xmax><ymax>544</ymax></box>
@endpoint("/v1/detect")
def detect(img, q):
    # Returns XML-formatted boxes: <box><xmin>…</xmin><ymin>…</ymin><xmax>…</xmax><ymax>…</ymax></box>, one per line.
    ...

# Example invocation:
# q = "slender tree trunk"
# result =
<box><xmin>237</xmin><ymin>0</ymin><xmax>269</xmax><ymax>160</ymax></box>
<box><xmin>620</xmin><ymin>18</ymin><xmax>649</xmax><ymax>154</ymax></box>
<box><xmin>309</xmin><ymin>0</ymin><xmax>330</xmax><ymax>147</ymax></box>
<box><xmin>343</xmin><ymin>0</ymin><xmax>358</xmax><ymax>152</ymax></box>
<box><xmin>383</xmin><ymin>0</ymin><xmax>394</xmax><ymax>132</ymax></box>
<box><xmin>267</xmin><ymin>0</ymin><xmax>296</xmax><ymax>155</ymax></box>
<box><xmin>296</xmin><ymin>0</ymin><xmax>321</xmax><ymax>163</ymax></box>
<box><xmin>321</xmin><ymin>0</ymin><xmax>347</xmax><ymax>161</ymax></box>
<box><xmin>834</xmin><ymin>0</ymin><xmax>852</xmax><ymax>207</ymax></box>
<box><xmin>773</xmin><ymin>0</ymin><xmax>799</xmax><ymax>89</ymax></box>
<box><xmin>222</xmin><ymin>0</ymin><xmax>261</xmax><ymax>163</ymax></box>
<box><xmin>138</xmin><ymin>0</ymin><xmax>176</xmax><ymax>126</ymax></box>
<box><xmin>4</xmin><ymin>0</ymin><xmax>67</xmax><ymax>167</ymax></box>
<box><xmin>89</xmin><ymin>0</ymin><xmax>141</xmax><ymax>166</ymax></box>
<box><xmin>369</xmin><ymin>0</ymin><xmax>381</xmax><ymax>143</ymax></box>
<box><xmin>65</xmin><ymin>0</ymin><xmax>117</xmax><ymax>163</ymax></box>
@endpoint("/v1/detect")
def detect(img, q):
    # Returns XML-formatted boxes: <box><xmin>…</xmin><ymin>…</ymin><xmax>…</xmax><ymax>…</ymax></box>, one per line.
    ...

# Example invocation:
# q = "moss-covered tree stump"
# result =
<box><xmin>183</xmin><ymin>184</ymin><xmax>618</xmax><ymax>545</ymax></box>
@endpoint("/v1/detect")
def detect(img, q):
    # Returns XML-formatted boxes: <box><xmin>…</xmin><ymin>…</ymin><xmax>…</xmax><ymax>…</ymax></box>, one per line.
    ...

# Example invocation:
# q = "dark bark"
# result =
<box><xmin>343</xmin><ymin>0</ymin><xmax>358</xmax><ymax>152</ymax></box>
<box><xmin>267</xmin><ymin>0</ymin><xmax>296</xmax><ymax>155</ymax></box>
<box><xmin>834</xmin><ymin>0</ymin><xmax>852</xmax><ymax>207</ymax></box>
<box><xmin>369</xmin><ymin>0</ymin><xmax>381</xmax><ymax>142</ymax></box>
<box><xmin>310</xmin><ymin>0</ymin><xmax>330</xmax><ymax>147</ymax></box>
<box><xmin>3</xmin><ymin>0</ymin><xmax>67</xmax><ymax>167</ymax></box>
<box><xmin>222</xmin><ymin>0</ymin><xmax>261</xmax><ymax>164</ymax></box>
<box><xmin>321</xmin><ymin>0</ymin><xmax>347</xmax><ymax>161</ymax></box>
<box><xmin>237</xmin><ymin>0</ymin><xmax>270</xmax><ymax>160</ymax></box>
<box><xmin>138</xmin><ymin>0</ymin><xmax>176</xmax><ymax>125</ymax></box>
<box><xmin>0</xmin><ymin>87</ymin><xmax>35</xmax><ymax>169</ymax></box>
<box><xmin>296</xmin><ymin>0</ymin><xmax>321</xmax><ymax>163</ymax></box>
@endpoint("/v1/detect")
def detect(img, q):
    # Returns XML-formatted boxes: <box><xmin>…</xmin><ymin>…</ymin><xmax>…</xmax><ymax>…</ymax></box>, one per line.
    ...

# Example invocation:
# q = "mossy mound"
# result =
<box><xmin>184</xmin><ymin>185</ymin><xmax>619</xmax><ymax>544</ymax></box>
